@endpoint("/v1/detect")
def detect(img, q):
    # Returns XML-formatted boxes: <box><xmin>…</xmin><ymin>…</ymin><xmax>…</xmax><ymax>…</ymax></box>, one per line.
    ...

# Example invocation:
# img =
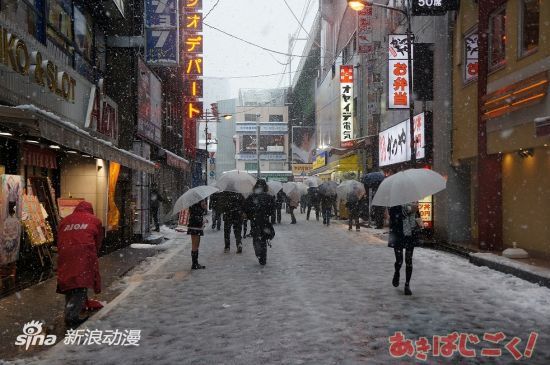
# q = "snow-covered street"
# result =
<box><xmin>10</xmin><ymin>211</ymin><xmax>550</xmax><ymax>365</ymax></box>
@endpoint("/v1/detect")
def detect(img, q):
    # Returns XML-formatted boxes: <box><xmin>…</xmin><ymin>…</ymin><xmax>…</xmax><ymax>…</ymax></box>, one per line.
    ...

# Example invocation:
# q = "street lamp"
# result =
<box><xmin>348</xmin><ymin>0</ymin><xmax>416</xmax><ymax>167</ymax></box>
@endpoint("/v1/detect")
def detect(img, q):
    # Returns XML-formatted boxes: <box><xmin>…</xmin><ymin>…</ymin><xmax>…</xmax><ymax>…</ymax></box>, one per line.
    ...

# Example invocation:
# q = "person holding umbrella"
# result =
<box><xmin>346</xmin><ymin>192</ymin><xmax>361</xmax><ymax>231</ymax></box>
<box><xmin>244</xmin><ymin>179</ymin><xmax>276</xmax><ymax>265</ymax></box>
<box><xmin>306</xmin><ymin>187</ymin><xmax>320</xmax><ymax>221</ymax></box>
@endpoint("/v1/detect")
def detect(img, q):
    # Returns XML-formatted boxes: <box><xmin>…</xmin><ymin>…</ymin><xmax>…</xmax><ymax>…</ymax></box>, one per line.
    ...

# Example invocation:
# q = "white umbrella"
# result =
<box><xmin>372</xmin><ymin>168</ymin><xmax>446</xmax><ymax>207</ymax></box>
<box><xmin>212</xmin><ymin>170</ymin><xmax>256</xmax><ymax>195</ymax></box>
<box><xmin>304</xmin><ymin>176</ymin><xmax>321</xmax><ymax>188</ymax></box>
<box><xmin>267</xmin><ymin>181</ymin><xmax>283</xmax><ymax>196</ymax></box>
<box><xmin>337</xmin><ymin>180</ymin><xmax>366</xmax><ymax>201</ymax></box>
<box><xmin>171</xmin><ymin>185</ymin><xmax>219</xmax><ymax>215</ymax></box>
<box><xmin>319</xmin><ymin>181</ymin><xmax>338</xmax><ymax>196</ymax></box>
<box><xmin>296</xmin><ymin>182</ymin><xmax>309</xmax><ymax>196</ymax></box>
<box><xmin>282</xmin><ymin>181</ymin><xmax>299</xmax><ymax>195</ymax></box>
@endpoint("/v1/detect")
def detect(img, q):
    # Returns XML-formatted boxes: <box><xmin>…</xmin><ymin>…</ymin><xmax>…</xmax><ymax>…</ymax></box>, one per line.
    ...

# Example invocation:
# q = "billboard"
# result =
<box><xmin>291</xmin><ymin>126</ymin><xmax>316</xmax><ymax>164</ymax></box>
<box><xmin>137</xmin><ymin>59</ymin><xmax>162</xmax><ymax>145</ymax></box>
<box><xmin>145</xmin><ymin>0</ymin><xmax>179</xmax><ymax>65</ymax></box>
<box><xmin>240</xmin><ymin>135</ymin><xmax>285</xmax><ymax>153</ymax></box>
<box><xmin>378</xmin><ymin>113</ymin><xmax>426</xmax><ymax>167</ymax></box>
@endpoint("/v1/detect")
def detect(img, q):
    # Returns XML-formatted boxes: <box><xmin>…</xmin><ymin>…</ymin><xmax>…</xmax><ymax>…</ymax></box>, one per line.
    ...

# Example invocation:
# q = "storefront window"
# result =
<box><xmin>520</xmin><ymin>0</ymin><xmax>539</xmax><ymax>56</ymax></box>
<box><xmin>47</xmin><ymin>0</ymin><xmax>73</xmax><ymax>55</ymax></box>
<box><xmin>488</xmin><ymin>7</ymin><xmax>506</xmax><ymax>68</ymax></box>
<box><xmin>74</xmin><ymin>5</ymin><xmax>93</xmax><ymax>61</ymax></box>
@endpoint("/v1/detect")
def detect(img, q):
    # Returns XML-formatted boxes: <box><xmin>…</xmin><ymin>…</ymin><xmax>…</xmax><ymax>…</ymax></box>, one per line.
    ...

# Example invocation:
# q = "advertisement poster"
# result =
<box><xmin>137</xmin><ymin>59</ymin><xmax>163</xmax><ymax>145</ymax></box>
<box><xmin>240</xmin><ymin>135</ymin><xmax>285</xmax><ymax>153</ymax></box>
<box><xmin>292</xmin><ymin>127</ymin><xmax>316</xmax><ymax>164</ymax></box>
<box><xmin>22</xmin><ymin>195</ymin><xmax>53</xmax><ymax>246</ymax></box>
<box><xmin>0</xmin><ymin>175</ymin><xmax>22</xmax><ymax>265</ymax></box>
<box><xmin>378</xmin><ymin>113</ymin><xmax>425</xmax><ymax>167</ymax></box>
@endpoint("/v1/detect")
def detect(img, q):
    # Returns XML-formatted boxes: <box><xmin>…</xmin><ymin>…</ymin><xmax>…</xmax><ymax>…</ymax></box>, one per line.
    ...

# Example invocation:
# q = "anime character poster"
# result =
<box><xmin>0</xmin><ymin>175</ymin><xmax>22</xmax><ymax>265</ymax></box>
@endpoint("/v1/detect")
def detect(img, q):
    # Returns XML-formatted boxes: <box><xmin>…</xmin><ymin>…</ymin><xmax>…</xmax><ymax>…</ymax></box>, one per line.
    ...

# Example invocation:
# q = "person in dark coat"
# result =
<box><xmin>331</xmin><ymin>194</ymin><xmax>338</xmax><ymax>218</ymax></box>
<box><xmin>320</xmin><ymin>193</ymin><xmax>334</xmax><ymax>226</ymax></box>
<box><xmin>209</xmin><ymin>192</ymin><xmax>222</xmax><ymax>230</ymax></box>
<box><xmin>57</xmin><ymin>201</ymin><xmax>103</xmax><ymax>327</ymax></box>
<box><xmin>389</xmin><ymin>203</ymin><xmax>420</xmax><ymax>295</ymax></box>
<box><xmin>244</xmin><ymin>179</ymin><xmax>276</xmax><ymax>265</ymax></box>
<box><xmin>150</xmin><ymin>186</ymin><xmax>164</xmax><ymax>232</ymax></box>
<box><xmin>306</xmin><ymin>187</ymin><xmax>320</xmax><ymax>221</ymax></box>
<box><xmin>219</xmin><ymin>191</ymin><xmax>245</xmax><ymax>253</ymax></box>
<box><xmin>273</xmin><ymin>189</ymin><xmax>286</xmax><ymax>224</ymax></box>
<box><xmin>346</xmin><ymin>193</ymin><xmax>361</xmax><ymax>231</ymax></box>
<box><xmin>300</xmin><ymin>194</ymin><xmax>307</xmax><ymax>214</ymax></box>
<box><xmin>188</xmin><ymin>200</ymin><xmax>207</xmax><ymax>269</ymax></box>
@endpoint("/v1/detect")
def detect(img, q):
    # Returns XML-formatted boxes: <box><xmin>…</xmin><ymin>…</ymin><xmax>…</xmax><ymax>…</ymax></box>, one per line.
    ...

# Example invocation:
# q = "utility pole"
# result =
<box><xmin>256</xmin><ymin>113</ymin><xmax>261</xmax><ymax>179</ymax></box>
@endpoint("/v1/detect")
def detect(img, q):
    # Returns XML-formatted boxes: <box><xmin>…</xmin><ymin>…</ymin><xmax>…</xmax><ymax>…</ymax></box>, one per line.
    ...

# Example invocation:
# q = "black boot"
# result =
<box><xmin>404</xmin><ymin>266</ymin><xmax>412</xmax><ymax>294</ymax></box>
<box><xmin>191</xmin><ymin>251</ymin><xmax>205</xmax><ymax>270</ymax></box>
<box><xmin>392</xmin><ymin>271</ymin><xmax>400</xmax><ymax>287</ymax></box>
<box><xmin>236</xmin><ymin>243</ymin><xmax>242</xmax><ymax>254</ymax></box>
<box><xmin>224</xmin><ymin>245</ymin><xmax>230</xmax><ymax>253</ymax></box>
<box><xmin>404</xmin><ymin>284</ymin><xmax>412</xmax><ymax>295</ymax></box>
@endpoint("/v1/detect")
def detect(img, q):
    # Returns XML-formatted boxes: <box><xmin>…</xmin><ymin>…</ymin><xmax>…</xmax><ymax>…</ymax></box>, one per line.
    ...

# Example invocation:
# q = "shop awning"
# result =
<box><xmin>0</xmin><ymin>105</ymin><xmax>156</xmax><ymax>173</ymax></box>
<box><xmin>164</xmin><ymin>149</ymin><xmax>190</xmax><ymax>171</ymax></box>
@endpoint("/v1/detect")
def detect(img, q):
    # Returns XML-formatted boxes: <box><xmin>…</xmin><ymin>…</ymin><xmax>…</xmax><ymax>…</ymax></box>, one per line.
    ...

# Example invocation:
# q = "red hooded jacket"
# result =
<box><xmin>57</xmin><ymin>201</ymin><xmax>103</xmax><ymax>294</ymax></box>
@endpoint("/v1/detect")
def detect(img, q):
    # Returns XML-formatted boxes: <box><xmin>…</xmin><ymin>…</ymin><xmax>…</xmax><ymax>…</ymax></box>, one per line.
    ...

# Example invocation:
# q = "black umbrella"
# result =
<box><xmin>362</xmin><ymin>172</ymin><xmax>385</xmax><ymax>188</ymax></box>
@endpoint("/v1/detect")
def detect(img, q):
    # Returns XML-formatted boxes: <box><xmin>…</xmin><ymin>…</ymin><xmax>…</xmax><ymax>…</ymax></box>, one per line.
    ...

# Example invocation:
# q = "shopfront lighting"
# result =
<box><xmin>25</xmin><ymin>139</ymin><xmax>39</xmax><ymax>144</ymax></box>
<box><xmin>0</xmin><ymin>131</ymin><xmax>13</xmax><ymax>136</ymax></box>
<box><xmin>49</xmin><ymin>145</ymin><xmax>61</xmax><ymax>149</ymax></box>
<box><xmin>81</xmin><ymin>154</ymin><xmax>92</xmax><ymax>158</ymax></box>
<box><xmin>66</xmin><ymin>150</ymin><xmax>78</xmax><ymax>154</ymax></box>
<box><xmin>347</xmin><ymin>0</ymin><xmax>366</xmax><ymax>11</ymax></box>
<box><xmin>223</xmin><ymin>114</ymin><xmax>232</xmax><ymax>120</ymax></box>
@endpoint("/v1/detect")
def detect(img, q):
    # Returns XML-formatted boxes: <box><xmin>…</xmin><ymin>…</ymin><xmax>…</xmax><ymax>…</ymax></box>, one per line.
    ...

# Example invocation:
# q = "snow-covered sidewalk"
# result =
<box><xmin>7</xmin><ymin>212</ymin><xmax>550</xmax><ymax>365</ymax></box>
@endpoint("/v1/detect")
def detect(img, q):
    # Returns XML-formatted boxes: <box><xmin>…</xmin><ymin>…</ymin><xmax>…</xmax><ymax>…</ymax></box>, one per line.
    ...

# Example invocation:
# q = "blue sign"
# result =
<box><xmin>144</xmin><ymin>0</ymin><xmax>178</xmax><ymax>65</ymax></box>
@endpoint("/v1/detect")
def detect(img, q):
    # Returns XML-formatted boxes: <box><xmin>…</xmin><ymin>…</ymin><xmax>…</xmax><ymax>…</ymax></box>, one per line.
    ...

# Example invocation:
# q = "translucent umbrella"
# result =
<box><xmin>318</xmin><ymin>181</ymin><xmax>338</xmax><ymax>196</ymax></box>
<box><xmin>337</xmin><ymin>180</ymin><xmax>366</xmax><ymax>202</ymax></box>
<box><xmin>296</xmin><ymin>182</ymin><xmax>309</xmax><ymax>196</ymax></box>
<box><xmin>212</xmin><ymin>170</ymin><xmax>256</xmax><ymax>195</ymax></box>
<box><xmin>372</xmin><ymin>168</ymin><xmax>446</xmax><ymax>207</ymax></box>
<box><xmin>304</xmin><ymin>176</ymin><xmax>321</xmax><ymax>188</ymax></box>
<box><xmin>171</xmin><ymin>185</ymin><xmax>219</xmax><ymax>215</ymax></box>
<box><xmin>282</xmin><ymin>181</ymin><xmax>299</xmax><ymax>195</ymax></box>
<box><xmin>267</xmin><ymin>181</ymin><xmax>283</xmax><ymax>196</ymax></box>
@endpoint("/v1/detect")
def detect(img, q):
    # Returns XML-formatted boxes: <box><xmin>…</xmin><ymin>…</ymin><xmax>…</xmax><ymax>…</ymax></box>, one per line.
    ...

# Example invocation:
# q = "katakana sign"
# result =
<box><xmin>388</xmin><ymin>35</ymin><xmax>413</xmax><ymax>109</ymax></box>
<box><xmin>378</xmin><ymin>113</ymin><xmax>425</xmax><ymax>167</ymax></box>
<box><xmin>145</xmin><ymin>0</ymin><xmax>179</xmax><ymax>65</ymax></box>
<box><xmin>340</xmin><ymin>65</ymin><xmax>354</xmax><ymax>147</ymax></box>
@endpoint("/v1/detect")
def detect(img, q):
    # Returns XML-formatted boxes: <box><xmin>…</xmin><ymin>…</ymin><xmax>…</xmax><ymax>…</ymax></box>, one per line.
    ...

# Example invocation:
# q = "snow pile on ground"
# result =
<box><xmin>471</xmin><ymin>252</ymin><xmax>550</xmax><ymax>280</ymax></box>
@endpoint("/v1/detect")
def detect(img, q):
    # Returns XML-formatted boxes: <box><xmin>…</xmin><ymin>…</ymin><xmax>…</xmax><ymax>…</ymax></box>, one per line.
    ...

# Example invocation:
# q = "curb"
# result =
<box><xmin>469</xmin><ymin>253</ymin><xmax>550</xmax><ymax>289</ymax></box>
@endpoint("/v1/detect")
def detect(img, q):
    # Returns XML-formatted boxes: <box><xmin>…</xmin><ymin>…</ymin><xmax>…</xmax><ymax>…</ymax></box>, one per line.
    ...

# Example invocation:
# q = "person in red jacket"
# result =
<box><xmin>56</xmin><ymin>201</ymin><xmax>103</xmax><ymax>327</ymax></box>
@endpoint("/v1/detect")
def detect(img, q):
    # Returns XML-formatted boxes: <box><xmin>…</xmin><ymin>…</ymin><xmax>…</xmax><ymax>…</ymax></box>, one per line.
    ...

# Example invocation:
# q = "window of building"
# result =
<box><xmin>24</xmin><ymin>0</ymin><xmax>47</xmax><ymax>44</ymax></box>
<box><xmin>244</xmin><ymin>114</ymin><xmax>258</xmax><ymax>122</ymax></box>
<box><xmin>488</xmin><ymin>7</ymin><xmax>506</xmax><ymax>68</ymax></box>
<box><xmin>269</xmin><ymin>115</ymin><xmax>284</xmax><ymax>122</ymax></box>
<box><xmin>74</xmin><ymin>5</ymin><xmax>93</xmax><ymax>61</ymax></box>
<box><xmin>245</xmin><ymin>162</ymin><xmax>258</xmax><ymax>171</ymax></box>
<box><xmin>47</xmin><ymin>0</ymin><xmax>72</xmax><ymax>44</ymax></box>
<box><xmin>520</xmin><ymin>0</ymin><xmax>539</xmax><ymax>56</ymax></box>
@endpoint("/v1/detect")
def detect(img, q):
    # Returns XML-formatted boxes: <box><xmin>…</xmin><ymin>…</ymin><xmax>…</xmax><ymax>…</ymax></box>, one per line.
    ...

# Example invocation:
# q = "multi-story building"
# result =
<box><xmin>234</xmin><ymin>88</ymin><xmax>292</xmax><ymax>182</ymax></box>
<box><xmin>452</xmin><ymin>0</ymin><xmax>550</xmax><ymax>258</ymax></box>
<box><xmin>215</xmin><ymin>98</ymin><xmax>238</xmax><ymax>179</ymax></box>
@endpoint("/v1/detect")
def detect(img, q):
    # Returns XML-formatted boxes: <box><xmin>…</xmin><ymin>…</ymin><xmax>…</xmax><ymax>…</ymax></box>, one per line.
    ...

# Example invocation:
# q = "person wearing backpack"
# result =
<box><xmin>244</xmin><ymin>179</ymin><xmax>276</xmax><ymax>265</ymax></box>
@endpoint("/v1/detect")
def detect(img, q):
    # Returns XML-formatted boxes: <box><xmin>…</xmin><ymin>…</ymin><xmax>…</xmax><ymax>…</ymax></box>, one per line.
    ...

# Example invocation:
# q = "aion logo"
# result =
<box><xmin>15</xmin><ymin>321</ymin><xmax>57</xmax><ymax>350</ymax></box>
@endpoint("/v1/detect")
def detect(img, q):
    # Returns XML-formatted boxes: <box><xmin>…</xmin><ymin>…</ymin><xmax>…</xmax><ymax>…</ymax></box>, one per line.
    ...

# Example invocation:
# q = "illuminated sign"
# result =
<box><xmin>312</xmin><ymin>152</ymin><xmax>327</xmax><ymax>170</ymax></box>
<box><xmin>378</xmin><ymin>113</ymin><xmax>425</xmax><ymax>167</ymax></box>
<box><xmin>464</xmin><ymin>32</ymin><xmax>478</xmax><ymax>83</ymax></box>
<box><xmin>388</xmin><ymin>35</ymin><xmax>412</xmax><ymax>109</ymax></box>
<box><xmin>340</xmin><ymin>65</ymin><xmax>354</xmax><ymax>147</ymax></box>
<box><xmin>292</xmin><ymin>164</ymin><xmax>313</xmax><ymax>175</ymax></box>
<box><xmin>419</xmin><ymin>195</ymin><xmax>433</xmax><ymax>229</ymax></box>
<box><xmin>412</xmin><ymin>0</ymin><xmax>459</xmax><ymax>16</ymax></box>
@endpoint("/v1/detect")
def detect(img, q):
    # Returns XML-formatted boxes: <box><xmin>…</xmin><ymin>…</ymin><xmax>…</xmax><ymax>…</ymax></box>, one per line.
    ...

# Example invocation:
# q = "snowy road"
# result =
<box><xmin>9</xmin><ymin>211</ymin><xmax>550</xmax><ymax>365</ymax></box>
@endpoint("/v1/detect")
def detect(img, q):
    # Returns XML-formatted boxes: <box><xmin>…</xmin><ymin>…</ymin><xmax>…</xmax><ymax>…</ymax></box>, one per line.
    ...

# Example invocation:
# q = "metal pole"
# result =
<box><xmin>406</xmin><ymin>0</ymin><xmax>416</xmax><ymax>168</ymax></box>
<box><xmin>256</xmin><ymin>115</ymin><xmax>261</xmax><ymax>179</ymax></box>
<box><xmin>204</xmin><ymin>110</ymin><xmax>209</xmax><ymax>185</ymax></box>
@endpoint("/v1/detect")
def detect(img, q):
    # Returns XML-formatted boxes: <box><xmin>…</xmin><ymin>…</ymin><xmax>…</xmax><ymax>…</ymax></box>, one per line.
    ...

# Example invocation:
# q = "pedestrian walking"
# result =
<box><xmin>273</xmin><ymin>189</ymin><xmax>286</xmax><ymax>224</ymax></box>
<box><xmin>320</xmin><ymin>193</ymin><xmax>334</xmax><ymax>226</ymax></box>
<box><xmin>331</xmin><ymin>194</ymin><xmax>338</xmax><ymax>218</ymax></box>
<box><xmin>220</xmin><ymin>191</ymin><xmax>245</xmax><ymax>253</ymax></box>
<box><xmin>150</xmin><ymin>185</ymin><xmax>164</xmax><ymax>232</ymax></box>
<box><xmin>287</xmin><ymin>191</ymin><xmax>299</xmax><ymax>224</ymax></box>
<box><xmin>188</xmin><ymin>200</ymin><xmax>208</xmax><ymax>270</ymax></box>
<box><xmin>346</xmin><ymin>193</ymin><xmax>361</xmax><ymax>231</ymax></box>
<box><xmin>242</xmin><ymin>218</ymin><xmax>249</xmax><ymax>238</ymax></box>
<box><xmin>300</xmin><ymin>193</ymin><xmax>307</xmax><ymax>214</ymax></box>
<box><xmin>244</xmin><ymin>179</ymin><xmax>276</xmax><ymax>265</ymax></box>
<box><xmin>56</xmin><ymin>201</ymin><xmax>103</xmax><ymax>327</ymax></box>
<box><xmin>209</xmin><ymin>192</ymin><xmax>222</xmax><ymax>230</ymax></box>
<box><xmin>389</xmin><ymin>203</ymin><xmax>420</xmax><ymax>296</ymax></box>
<box><xmin>306</xmin><ymin>187</ymin><xmax>320</xmax><ymax>221</ymax></box>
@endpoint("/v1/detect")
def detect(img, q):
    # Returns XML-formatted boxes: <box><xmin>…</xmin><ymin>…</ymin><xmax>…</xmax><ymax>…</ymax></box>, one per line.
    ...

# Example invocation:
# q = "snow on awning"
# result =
<box><xmin>164</xmin><ymin>149</ymin><xmax>190</xmax><ymax>171</ymax></box>
<box><xmin>0</xmin><ymin>105</ymin><xmax>156</xmax><ymax>173</ymax></box>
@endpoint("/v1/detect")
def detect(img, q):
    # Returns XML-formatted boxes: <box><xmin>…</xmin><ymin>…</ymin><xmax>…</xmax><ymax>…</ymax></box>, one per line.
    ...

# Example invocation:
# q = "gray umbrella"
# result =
<box><xmin>362</xmin><ymin>172</ymin><xmax>385</xmax><ymax>188</ymax></box>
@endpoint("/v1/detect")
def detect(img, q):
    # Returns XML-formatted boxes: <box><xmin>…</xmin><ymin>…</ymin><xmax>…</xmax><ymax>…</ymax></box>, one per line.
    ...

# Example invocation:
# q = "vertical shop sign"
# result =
<box><xmin>464</xmin><ymin>31</ymin><xmax>478</xmax><ymax>82</ymax></box>
<box><xmin>388</xmin><ymin>34</ymin><xmax>413</xmax><ymax>109</ymax></box>
<box><xmin>144</xmin><ymin>0</ymin><xmax>179</xmax><ymax>65</ymax></box>
<box><xmin>340</xmin><ymin>65</ymin><xmax>354</xmax><ymax>147</ymax></box>
<box><xmin>137</xmin><ymin>59</ymin><xmax>163</xmax><ymax>145</ymax></box>
<box><xmin>357</xmin><ymin>5</ymin><xmax>373</xmax><ymax>54</ymax></box>
<box><xmin>418</xmin><ymin>195</ymin><xmax>433</xmax><ymax>229</ymax></box>
<box><xmin>182</xmin><ymin>0</ymin><xmax>203</xmax><ymax>158</ymax></box>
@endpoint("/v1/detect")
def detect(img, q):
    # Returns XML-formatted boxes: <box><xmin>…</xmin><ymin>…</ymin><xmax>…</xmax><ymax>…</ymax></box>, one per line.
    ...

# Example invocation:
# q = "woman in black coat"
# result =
<box><xmin>388</xmin><ymin>203</ymin><xmax>420</xmax><ymax>295</ymax></box>
<box><xmin>188</xmin><ymin>199</ymin><xmax>207</xmax><ymax>270</ymax></box>
<box><xmin>244</xmin><ymin>179</ymin><xmax>276</xmax><ymax>265</ymax></box>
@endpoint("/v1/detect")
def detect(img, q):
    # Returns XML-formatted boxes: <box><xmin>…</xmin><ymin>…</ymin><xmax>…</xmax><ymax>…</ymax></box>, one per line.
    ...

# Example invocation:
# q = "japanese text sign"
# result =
<box><xmin>388</xmin><ymin>35</ymin><xmax>413</xmax><ymax>109</ymax></box>
<box><xmin>378</xmin><ymin>113</ymin><xmax>425</xmax><ymax>167</ymax></box>
<box><xmin>340</xmin><ymin>65</ymin><xmax>354</xmax><ymax>147</ymax></box>
<box><xmin>464</xmin><ymin>32</ymin><xmax>478</xmax><ymax>82</ymax></box>
<box><xmin>412</xmin><ymin>0</ymin><xmax>460</xmax><ymax>16</ymax></box>
<box><xmin>145</xmin><ymin>0</ymin><xmax>179</xmax><ymax>65</ymax></box>
<box><xmin>357</xmin><ymin>5</ymin><xmax>373</xmax><ymax>54</ymax></box>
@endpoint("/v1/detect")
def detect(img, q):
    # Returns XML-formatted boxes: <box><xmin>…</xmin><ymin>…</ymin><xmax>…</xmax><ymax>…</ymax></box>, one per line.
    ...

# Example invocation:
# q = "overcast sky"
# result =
<box><xmin>202</xmin><ymin>0</ymin><xmax>319</xmax><ymax>103</ymax></box>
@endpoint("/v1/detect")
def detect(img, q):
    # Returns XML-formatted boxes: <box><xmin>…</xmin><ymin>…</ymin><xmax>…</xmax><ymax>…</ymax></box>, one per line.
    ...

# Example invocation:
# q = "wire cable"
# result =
<box><xmin>204</xmin><ymin>70</ymin><xmax>298</xmax><ymax>79</ymax></box>
<box><xmin>203</xmin><ymin>0</ymin><xmax>221</xmax><ymax>20</ymax></box>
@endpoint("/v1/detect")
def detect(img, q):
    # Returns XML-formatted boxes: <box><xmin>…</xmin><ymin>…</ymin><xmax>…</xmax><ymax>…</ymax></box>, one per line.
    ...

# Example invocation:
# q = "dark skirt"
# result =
<box><xmin>187</xmin><ymin>228</ymin><xmax>204</xmax><ymax>236</ymax></box>
<box><xmin>389</xmin><ymin>235</ymin><xmax>416</xmax><ymax>250</ymax></box>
